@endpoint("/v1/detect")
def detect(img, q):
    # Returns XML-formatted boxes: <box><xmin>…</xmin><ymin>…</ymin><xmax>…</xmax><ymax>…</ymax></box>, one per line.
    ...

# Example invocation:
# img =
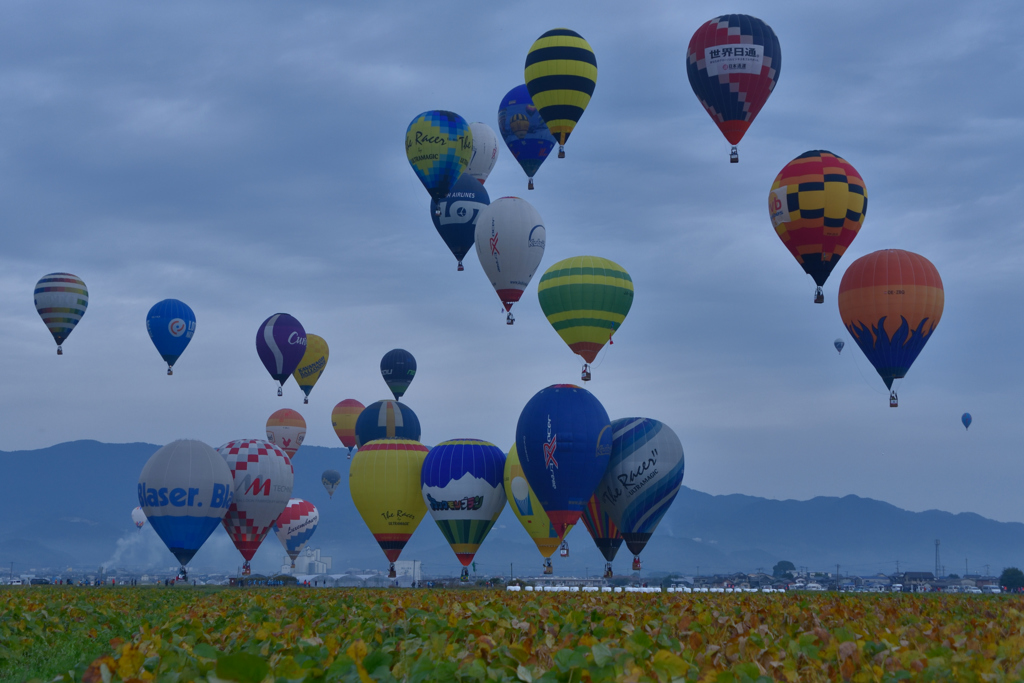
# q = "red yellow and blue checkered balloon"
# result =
<box><xmin>405</xmin><ymin>110</ymin><xmax>473</xmax><ymax>202</ymax></box>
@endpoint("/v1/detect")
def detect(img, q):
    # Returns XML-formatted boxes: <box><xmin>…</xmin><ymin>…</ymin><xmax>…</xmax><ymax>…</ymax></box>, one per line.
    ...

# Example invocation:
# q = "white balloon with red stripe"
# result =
<box><xmin>273</xmin><ymin>498</ymin><xmax>319</xmax><ymax>566</ymax></box>
<box><xmin>473</xmin><ymin>197</ymin><xmax>546</xmax><ymax>324</ymax></box>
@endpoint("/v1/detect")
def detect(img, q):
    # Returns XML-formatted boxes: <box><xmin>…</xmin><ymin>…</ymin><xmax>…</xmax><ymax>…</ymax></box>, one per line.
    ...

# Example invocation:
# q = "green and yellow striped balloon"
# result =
<box><xmin>524</xmin><ymin>28</ymin><xmax>597</xmax><ymax>157</ymax></box>
<box><xmin>538</xmin><ymin>256</ymin><xmax>633</xmax><ymax>364</ymax></box>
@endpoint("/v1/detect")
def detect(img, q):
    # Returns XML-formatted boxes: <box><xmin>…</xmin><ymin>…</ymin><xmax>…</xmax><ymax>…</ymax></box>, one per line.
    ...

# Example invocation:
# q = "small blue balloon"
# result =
<box><xmin>834</xmin><ymin>338</ymin><xmax>845</xmax><ymax>354</ymax></box>
<box><xmin>962</xmin><ymin>413</ymin><xmax>972</xmax><ymax>430</ymax></box>
<box><xmin>146</xmin><ymin>299</ymin><xmax>196</xmax><ymax>373</ymax></box>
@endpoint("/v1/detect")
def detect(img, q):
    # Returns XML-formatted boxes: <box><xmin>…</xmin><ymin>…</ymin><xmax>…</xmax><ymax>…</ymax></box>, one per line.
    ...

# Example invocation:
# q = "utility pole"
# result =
<box><xmin>966</xmin><ymin>558</ymin><xmax>969</xmax><ymax>577</ymax></box>
<box><xmin>896</xmin><ymin>559</ymin><xmax>900</xmax><ymax>574</ymax></box>
<box><xmin>986</xmin><ymin>564</ymin><xmax>991</xmax><ymax>576</ymax></box>
<box><xmin>510</xmin><ymin>563</ymin><xmax>513</xmax><ymax>581</ymax></box>
<box><xmin>935</xmin><ymin>539</ymin><xmax>941</xmax><ymax>577</ymax></box>
<box><xmin>9</xmin><ymin>562</ymin><xmax>12</xmax><ymax>581</ymax></box>
<box><xmin>836</xmin><ymin>564</ymin><xmax>841</xmax><ymax>590</ymax></box>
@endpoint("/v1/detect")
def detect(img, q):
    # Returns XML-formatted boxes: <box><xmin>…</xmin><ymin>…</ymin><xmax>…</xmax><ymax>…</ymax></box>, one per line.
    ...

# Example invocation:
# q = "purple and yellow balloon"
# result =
<box><xmin>256</xmin><ymin>313</ymin><xmax>307</xmax><ymax>396</ymax></box>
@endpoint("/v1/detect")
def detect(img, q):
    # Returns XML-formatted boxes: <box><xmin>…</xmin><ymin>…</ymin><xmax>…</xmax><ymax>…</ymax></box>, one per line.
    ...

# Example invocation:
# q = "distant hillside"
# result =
<box><xmin>2</xmin><ymin>441</ymin><xmax>1023</xmax><ymax>578</ymax></box>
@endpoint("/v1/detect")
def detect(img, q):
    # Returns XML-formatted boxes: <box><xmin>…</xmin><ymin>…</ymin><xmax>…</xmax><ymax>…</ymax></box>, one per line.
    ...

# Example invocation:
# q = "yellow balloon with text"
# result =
<box><xmin>292</xmin><ymin>334</ymin><xmax>329</xmax><ymax>403</ymax></box>
<box><xmin>503</xmin><ymin>443</ymin><xmax>573</xmax><ymax>559</ymax></box>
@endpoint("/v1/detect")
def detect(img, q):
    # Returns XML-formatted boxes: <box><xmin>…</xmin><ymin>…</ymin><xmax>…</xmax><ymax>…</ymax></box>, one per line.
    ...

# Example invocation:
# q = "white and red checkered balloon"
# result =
<box><xmin>216</xmin><ymin>439</ymin><xmax>294</xmax><ymax>562</ymax></box>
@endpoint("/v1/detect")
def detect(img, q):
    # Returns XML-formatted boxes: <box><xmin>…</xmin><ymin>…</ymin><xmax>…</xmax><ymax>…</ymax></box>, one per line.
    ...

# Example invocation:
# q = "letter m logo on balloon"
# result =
<box><xmin>242</xmin><ymin>476</ymin><xmax>271</xmax><ymax>497</ymax></box>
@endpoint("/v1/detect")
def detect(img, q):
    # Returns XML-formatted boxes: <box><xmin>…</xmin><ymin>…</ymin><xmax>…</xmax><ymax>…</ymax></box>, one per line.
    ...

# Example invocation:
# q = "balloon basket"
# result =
<box><xmin>167</xmin><ymin>366</ymin><xmax>173</xmax><ymax>376</ymax></box>
<box><xmin>506</xmin><ymin>311</ymin><xmax>515</xmax><ymax>325</ymax></box>
<box><xmin>388</xmin><ymin>563</ymin><xmax>397</xmax><ymax>579</ymax></box>
<box><xmin>604</xmin><ymin>563</ymin><xmax>613</xmax><ymax>579</ymax></box>
<box><xmin>460</xmin><ymin>568</ymin><xmax>469</xmax><ymax>582</ymax></box>
<box><xmin>57</xmin><ymin>345</ymin><xmax>63</xmax><ymax>356</ymax></box>
<box><xmin>889</xmin><ymin>391</ymin><xmax>898</xmax><ymax>408</ymax></box>
<box><xmin>730</xmin><ymin>146</ymin><xmax>738</xmax><ymax>163</ymax></box>
<box><xmin>457</xmin><ymin>261</ymin><xmax>464</xmax><ymax>272</ymax></box>
<box><xmin>277</xmin><ymin>386</ymin><xmax>283</xmax><ymax>397</ymax></box>
<box><xmin>177</xmin><ymin>566</ymin><xmax>188</xmax><ymax>581</ymax></box>
<box><xmin>528</xmin><ymin>178</ymin><xmax>534</xmax><ymax>190</ymax></box>
<box><xmin>581</xmin><ymin>364</ymin><xmax>592</xmax><ymax>382</ymax></box>
<box><xmin>558</xmin><ymin>146</ymin><xmax>565</xmax><ymax>159</ymax></box>
<box><xmin>433</xmin><ymin>207</ymin><xmax>441</xmax><ymax>217</ymax></box>
<box><xmin>632</xmin><ymin>557</ymin><xmax>642</xmax><ymax>572</ymax></box>
<box><xmin>559</xmin><ymin>541</ymin><xmax>569</xmax><ymax>558</ymax></box>
<box><xmin>814</xmin><ymin>286</ymin><xmax>824</xmax><ymax>304</ymax></box>
<box><xmin>543</xmin><ymin>559</ymin><xmax>553</xmax><ymax>575</ymax></box>
<box><xmin>242</xmin><ymin>562</ymin><xmax>250</xmax><ymax>576</ymax></box>
<box><xmin>303</xmin><ymin>397</ymin><xmax>308</xmax><ymax>404</ymax></box>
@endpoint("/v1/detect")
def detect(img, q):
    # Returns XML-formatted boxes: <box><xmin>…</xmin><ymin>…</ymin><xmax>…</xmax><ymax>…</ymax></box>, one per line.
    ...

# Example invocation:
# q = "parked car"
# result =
<box><xmin>29</xmin><ymin>578</ymin><xmax>50</xmax><ymax>585</ymax></box>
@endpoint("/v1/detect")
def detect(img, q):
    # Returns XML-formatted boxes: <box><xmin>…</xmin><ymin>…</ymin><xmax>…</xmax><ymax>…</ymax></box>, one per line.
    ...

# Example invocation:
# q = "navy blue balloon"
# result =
<box><xmin>498</xmin><ymin>84</ymin><xmax>556</xmax><ymax>188</ymax></box>
<box><xmin>146</xmin><ymin>299</ymin><xmax>196</xmax><ymax>374</ymax></box>
<box><xmin>381</xmin><ymin>348</ymin><xmax>416</xmax><ymax>400</ymax></box>
<box><xmin>515</xmin><ymin>384</ymin><xmax>611</xmax><ymax>537</ymax></box>
<box><xmin>962</xmin><ymin>413</ymin><xmax>972</xmax><ymax>430</ymax></box>
<box><xmin>355</xmin><ymin>399</ymin><xmax>421</xmax><ymax>447</ymax></box>
<box><xmin>430</xmin><ymin>173</ymin><xmax>490</xmax><ymax>271</ymax></box>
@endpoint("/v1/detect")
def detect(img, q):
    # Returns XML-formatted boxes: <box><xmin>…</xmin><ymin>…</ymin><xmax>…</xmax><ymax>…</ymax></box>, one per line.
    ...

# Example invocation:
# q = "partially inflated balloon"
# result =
<box><xmin>498</xmin><ymin>84</ymin><xmax>556</xmax><ymax>189</ymax></box>
<box><xmin>838</xmin><ymin>249</ymin><xmax>944</xmax><ymax>406</ymax></box>
<box><xmin>515</xmin><ymin>384</ymin><xmax>612</xmax><ymax>539</ymax></box>
<box><xmin>580</xmin><ymin>491</ymin><xmax>623</xmax><ymax>563</ymax></box>
<box><xmin>474</xmin><ymin>197</ymin><xmax>546</xmax><ymax>323</ymax></box>
<box><xmin>503</xmin><ymin>444</ymin><xmax>573</xmax><ymax>558</ymax></box>
<box><xmin>331</xmin><ymin>399</ymin><xmax>364</xmax><ymax>455</ymax></box>
<box><xmin>525</xmin><ymin>29</ymin><xmax>597</xmax><ymax>158</ymax></box>
<box><xmin>687</xmin><ymin>14</ymin><xmax>780</xmax><ymax>160</ymax></box>
<box><xmin>34</xmin><ymin>273</ymin><xmax>88</xmax><ymax>355</ymax></box>
<box><xmin>273</xmin><ymin>498</ymin><xmax>318</xmax><ymax>565</ymax></box>
<box><xmin>355</xmin><ymin>400</ymin><xmax>421</xmax><ymax>447</ymax></box>
<box><xmin>266</xmin><ymin>409</ymin><xmax>306</xmax><ymax>459</ymax></box>
<box><xmin>381</xmin><ymin>349</ymin><xmax>416</xmax><ymax>400</ymax></box>
<box><xmin>256</xmin><ymin>313</ymin><xmax>306</xmax><ymax>395</ymax></box>
<box><xmin>421</xmin><ymin>439</ymin><xmax>507</xmax><ymax>566</ymax></box>
<box><xmin>292</xmin><ymin>334</ymin><xmax>328</xmax><ymax>404</ymax></box>
<box><xmin>322</xmin><ymin>469</ymin><xmax>341</xmax><ymax>498</ymax></box>
<box><xmin>146</xmin><ymin>299</ymin><xmax>196</xmax><ymax>375</ymax></box>
<box><xmin>406</xmin><ymin>110</ymin><xmax>473</xmax><ymax>204</ymax></box>
<box><xmin>430</xmin><ymin>173</ymin><xmax>490</xmax><ymax>271</ymax></box>
<box><xmin>465</xmin><ymin>122</ymin><xmax>499</xmax><ymax>184</ymax></box>
<box><xmin>132</xmin><ymin>506</ymin><xmax>146</xmax><ymax>530</ymax></box>
<box><xmin>137</xmin><ymin>440</ymin><xmax>233</xmax><ymax>567</ymax></box>
<box><xmin>962</xmin><ymin>413</ymin><xmax>972</xmax><ymax>431</ymax></box>
<box><xmin>217</xmin><ymin>439</ymin><xmax>294</xmax><ymax>572</ymax></box>
<box><xmin>349</xmin><ymin>439</ymin><xmax>429</xmax><ymax>564</ymax></box>
<box><xmin>769</xmin><ymin>151</ymin><xmax>867</xmax><ymax>302</ymax></box>
<box><xmin>595</xmin><ymin>418</ymin><xmax>684</xmax><ymax>559</ymax></box>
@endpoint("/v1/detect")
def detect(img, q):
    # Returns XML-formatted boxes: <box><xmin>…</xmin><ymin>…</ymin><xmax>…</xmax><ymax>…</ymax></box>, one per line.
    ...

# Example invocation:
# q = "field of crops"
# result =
<box><xmin>4</xmin><ymin>587</ymin><xmax>1024</xmax><ymax>683</ymax></box>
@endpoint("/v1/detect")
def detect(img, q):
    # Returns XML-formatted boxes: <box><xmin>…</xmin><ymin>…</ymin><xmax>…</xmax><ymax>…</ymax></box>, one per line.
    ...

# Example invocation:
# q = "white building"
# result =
<box><xmin>281</xmin><ymin>547</ymin><xmax>332</xmax><ymax>575</ymax></box>
<box><xmin>394</xmin><ymin>560</ymin><xmax>421</xmax><ymax>586</ymax></box>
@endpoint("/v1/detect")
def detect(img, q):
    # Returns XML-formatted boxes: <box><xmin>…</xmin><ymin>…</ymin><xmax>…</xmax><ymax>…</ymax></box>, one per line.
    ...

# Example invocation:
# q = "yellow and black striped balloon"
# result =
<box><xmin>524</xmin><ymin>29</ymin><xmax>597</xmax><ymax>155</ymax></box>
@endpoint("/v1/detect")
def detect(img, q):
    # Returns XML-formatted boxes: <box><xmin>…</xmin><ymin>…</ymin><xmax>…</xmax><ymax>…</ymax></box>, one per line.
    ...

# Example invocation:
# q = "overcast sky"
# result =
<box><xmin>2</xmin><ymin>1</ymin><xmax>1023</xmax><ymax>524</ymax></box>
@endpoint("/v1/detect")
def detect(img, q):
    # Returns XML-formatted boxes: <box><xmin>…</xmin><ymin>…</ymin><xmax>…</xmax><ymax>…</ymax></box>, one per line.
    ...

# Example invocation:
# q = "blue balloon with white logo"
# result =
<box><xmin>430</xmin><ymin>173</ymin><xmax>490</xmax><ymax>271</ymax></box>
<box><xmin>515</xmin><ymin>384</ymin><xmax>611</xmax><ymax>540</ymax></box>
<box><xmin>137</xmin><ymin>439</ymin><xmax>233</xmax><ymax>569</ymax></box>
<box><xmin>146</xmin><ymin>299</ymin><xmax>196</xmax><ymax>375</ymax></box>
<box><xmin>380</xmin><ymin>348</ymin><xmax>417</xmax><ymax>400</ymax></box>
<box><xmin>355</xmin><ymin>399</ymin><xmax>421</xmax><ymax>447</ymax></box>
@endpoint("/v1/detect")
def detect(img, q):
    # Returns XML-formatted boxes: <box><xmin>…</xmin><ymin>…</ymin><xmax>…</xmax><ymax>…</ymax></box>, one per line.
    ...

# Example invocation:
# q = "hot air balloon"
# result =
<box><xmin>354</xmin><ymin>400</ymin><xmax>421</xmax><ymax>447</ymax></box>
<box><xmin>474</xmin><ymin>197</ymin><xmax>546</xmax><ymax>324</ymax></box>
<box><xmin>406</xmin><ymin>110</ymin><xmax>473</xmax><ymax>215</ymax></box>
<box><xmin>217</xmin><ymin>439</ymin><xmax>294</xmax><ymax>575</ymax></box>
<box><xmin>834</xmin><ymin>339</ymin><xmax>845</xmax><ymax>354</ymax></box>
<box><xmin>593</xmin><ymin>418</ymin><xmax>684</xmax><ymax>572</ymax></box>
<box><xmin>131</xmin><ymin>506</ymin><xmax>147</xmax><ymax>530</ymax></box>
<box><xmin>349</xmin><ymin>438</ymin><xmax>429</xmax><ymax>577</ymax></box>
<box><xmin>962</xmin><ymin>413</ymin><xmax>972</xmax><ymax>431</ymax></box>
<box><xmin>838</xmin><ymin>249</ymin><xmax>944</xmax><ymax>407</ymax></box>
<box><xmin>580</xmin><ymin>492</ymin><xmax>623</xmax><ymax>578</ymax></box>
<box><xmin>464</xmin><ymin>122</ymin><xmax>499</xmax><ymax>184</ymax></box>
<box><xmin>430</xmin><ymin>173</ymin><xmax>490</xmax><ymax>271</ymax></box>
<box><xmin>332</xmin><ymin>399</ymin><xmax>364</xmax><ymax>457</ymax></box>
<box><xmin>292</xmin><ymin>334</ymin><xmax>328</xmax><ymax>404</ymax></box>
<box><xmin>687</xmin><ymin>14</ymin><xmax>781</xmax><ymax>162</ymax></box>
<box><xmin>34</xmin><ymin>273</ymin><xmax>88</xmax><ymax>355</ymax></box>
<box><xmin>504</xmin><ymin>444</ymin><xmax>574</xmax><ymax>574</ymax></box>
<box><xmin>256</xmin><ymin>313</ymin><xmax>307</xmax><ymax>396</ymax></box>
<box><xmin>273</xmin><ymin>498</ymin><xmax>319</xmax><ymax>568</ymax></box>
<box><xmin>421</xmin><ymin>439</ymin><xmax>507</xmax><ymax>576</ymax></box>
<box><xmin>769</xmin><ymin>151</ymin><xmax>867</xmax><ymax>303</ymax></box>
<box><xmin>266</xmin><ymin>409</ymin><xmax>306</xmax><ymax>459</ymax></box>
<box><xmin>380</xmin><ymin>349</ymin><xmax>416</xmax><ymax>400</ymax></box>
<box><xmin>525</xmin><ymin>29</ymin><xmax>597</xmax><ymax>159</ymax></box>
<box><xmin>516</xmin><ymin>384</ymin><xmax>611</xmax><ymax>546</ymax></box>
<box><xmin>538</xmin><ymin>256</ymin><xmax>633</xmax><ymax>381</ymax></box>
<box><xmin>137</xmin><ymin>440</ymin><xmax>233</xmax><ymax>579</ymax></box>
<box><xmin>321</xmin><ymin>469</ymin><xmax>342</xmax><ymax>498</ymax></box>
<box><xmin>145</xmin><ymin>299</ymin><xmax>196</xmax><ymax>375</ymax></box>
<box><xmin>498</xmin><ymin>85</ymin><xmax>556</xmax><ymax>190</ymax></box>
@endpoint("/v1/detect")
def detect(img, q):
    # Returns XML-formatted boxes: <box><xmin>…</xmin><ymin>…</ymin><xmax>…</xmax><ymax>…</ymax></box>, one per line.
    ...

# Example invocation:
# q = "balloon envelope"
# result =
<box><xmin>292</xmin><ymin>334</ymin><xmax>329</xmax><ymax>400</ymax></box>
<box><xmin>146</xmin><ymin>299</ymin><xmax>196</xmax><ymax>370</ymax></box>
<box><xmin>273</xmin><ymin>498</ymin><xmax>319</xmax><ymax>563</ymax></box>
<box><xmin>474</xmin><ymin>197</ymin><xmax>546</xmax><ymax>312</ymax></box>
<box><xmin>686</xmin><ymin>14</ymin><xmax>781</xmax><ymax>147</ymax></box>
<box><xmin>498</xmin><ymin>84</ymin><xmax>556</xmax><ymax>185</ymax></box>
<box><xmin>132</xmin><ymin>506</ymin><xmax>146</xmax><ymax>530</ymax></box>
<box><xmin>349</xmin><ymin>438</ymin><xmax>429</xmax><ymax>563</ymax></box>
<box><xmin>332</xmin><ymin>399</ymin><xmax>364</xmax><ymax>450</ymax></box>
<box><xmin>380</xmin><ymin>349</ymin><xmax>417</xmax><ymax>400</ymax></box>
<box><xmin>256</xmin><ymin>313</ymin><xmax>307</xmax><ymax>387</ymax></box>
<box><xmin>538</xmin><ymin>256</ymin><xmax>634</xmax><ymax>363</ymax></box>
<box><xmin>838</xmin><ymin>250</ymin><xmax>944</xmax><ymax>391</ymax></box>
<box><xmin>962</xmin><ymin>413</ymin><xmax>972</xmax><ymax>430</ymax></box>
<box><xmin>406</xmin><ymin>110</ymin><xmax>473</xmax><ymax>202</ymax></box>
<box><xmin>322</xmin><ymin>469</ymin><xmax>342</xmax><ymax>498</ymax></box>
<box><xmin>34</xmin><ymin>273</ymin><xmax>88</xmax><ymax>351</ymax></box>
<box><xmin>137</xmin><ymin>440</ymin><xmax>233</xmax><ymax>566</ymax></box>
<box><xmin>355</xmin><ymin>400</ymin><xmax>421</xmax><ymax>447</ymax></box>
<box><xmin>430</xmin><ymin>173</ymin><xmax>490</xmax><ymax>270</ymax></box>
<box><xmin>580</xmin><ymin>491</ymin><xmax>623</xmax><ymax>563</ymax></box>
<box><xmin>266</xmin><ymin>409</ymin><xmax>306</xmax><ymax>458</ymax></box>
<box><xmin>504</xmin><ymin>444</ymin><xmax>573</xmax><ymax>558</ymax></box>
<box><xmin>834</xmin><ymin>339</ymin><xmax>845</xmax><ymax>354</ymax></box>
<box><xmin>525</xmin><ymin>29</ymin><xmax>597</xmax><ymax>151</ymax></box>
<box><xmin>515</xmin><ymin>384</ymin><xmax>612</xmax><ymax>537</ymax></box>
<box><xmin>421</xmin><ymin>439</ymin><xmax>507</xmax><ymax>566</ymax></box>
<box><xmin>594</xmin><ymin>418</ymin><xmax>684</xmax><ymax>557</ymax></box>
<box><xmin>217</xmin><ymin>439</ymin><xmax>294</xmax><ymax>562</ymax></box>
<box><xmin>465</xmin><ymin>122</ymin><xmax>499</xmax><ymax>184</ymax></box>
